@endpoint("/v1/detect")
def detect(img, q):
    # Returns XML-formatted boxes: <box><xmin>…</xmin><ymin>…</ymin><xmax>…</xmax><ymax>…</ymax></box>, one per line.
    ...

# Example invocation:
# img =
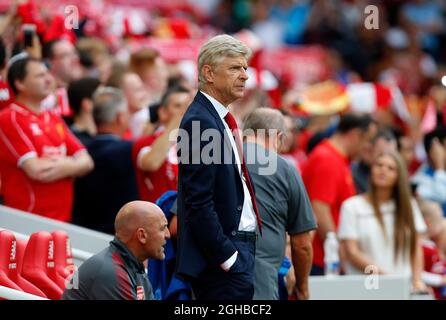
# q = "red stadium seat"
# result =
<box><xmin>15</xmin><ymin>238</ymin><xmax>47</xmax><ymax>297</ymax></box>
<box><xmin>0</xmin><ymin>230</ymin><xmax>23</xmax><ymax>291</ymax></box>
<box><xmin>21</xmin><ymin>231</ymin><xmax>63</xmax><ymax>299</ymax></box>
<box><xmin>0</xmin><ymin>230</ymin><xmax>46</xmax><ymax>298</ymax></box>
<box><xmin>52</xmin><ymin>230</ymin><xmax>76</xmax><ymax>287</ymax></box>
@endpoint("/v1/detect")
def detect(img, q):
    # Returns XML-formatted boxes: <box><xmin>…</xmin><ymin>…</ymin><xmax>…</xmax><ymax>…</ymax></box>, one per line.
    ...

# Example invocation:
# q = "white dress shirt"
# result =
<box><xmin>201</xmin><ymin>91</ymin><xmax>257</xmax><ymax>270</ymax></box>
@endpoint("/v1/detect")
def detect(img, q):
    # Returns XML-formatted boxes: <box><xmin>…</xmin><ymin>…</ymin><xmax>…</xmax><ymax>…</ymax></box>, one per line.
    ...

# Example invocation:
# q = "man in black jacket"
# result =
<box><xmin>62</xmin><ymin>201</ymin><xmax>170</xmax><ymax>300</ymax></box>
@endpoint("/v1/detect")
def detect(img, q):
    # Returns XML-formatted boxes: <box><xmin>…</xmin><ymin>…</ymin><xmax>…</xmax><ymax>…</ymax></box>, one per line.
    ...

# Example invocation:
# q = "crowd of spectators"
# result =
<box><xmin>1</xmin><ymin>0</ymin><xmax>446</xmax><ymax>299</ymax></box>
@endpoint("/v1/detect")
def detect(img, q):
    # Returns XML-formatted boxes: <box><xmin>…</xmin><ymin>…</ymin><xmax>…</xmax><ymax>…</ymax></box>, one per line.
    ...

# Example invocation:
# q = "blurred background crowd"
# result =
<box><xmin>1</xmin><ymin>0</ymin><xmax>446</xmax><ymax>299</ymax></box>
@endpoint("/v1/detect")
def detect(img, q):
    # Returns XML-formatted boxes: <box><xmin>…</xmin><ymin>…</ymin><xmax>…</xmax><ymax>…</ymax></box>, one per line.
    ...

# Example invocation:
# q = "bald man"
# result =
<box><xmin>62</xmin><ymin>201</ymin><xmax>170</xmax><ymax>300</ymax></box>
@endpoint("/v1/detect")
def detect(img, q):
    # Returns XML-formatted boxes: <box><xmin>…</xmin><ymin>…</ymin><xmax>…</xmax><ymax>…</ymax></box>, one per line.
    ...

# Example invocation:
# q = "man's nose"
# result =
<box><xmin>240</xmin><ymin>68</ymin><xmax>248</xmax><ymax>80</ymax></box>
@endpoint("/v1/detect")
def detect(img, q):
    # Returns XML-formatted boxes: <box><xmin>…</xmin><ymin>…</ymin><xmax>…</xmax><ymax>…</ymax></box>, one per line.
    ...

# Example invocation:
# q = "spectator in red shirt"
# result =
<box><xmin>302</xmin><ymin>112</ymin><xmax>373</xmax><ymax>275</ymax></box>
<box><xmin>0</xmin><ymin>37</ymin><xmax>13</xmax><ymax>112</ymax></box>
<box><xmin>419</xmin><ymin>200</ymin><xmax>446</xmax><ymax>299</ymax></box>
<box><xmin>0</xmin><ymin>57</ymin><xmax>94</xmax><ymax>221</ymax></box>
<box><xmin>132</xmin><ymin>86</ymin><xmax>191</xmax><ymax>204</ymax></box>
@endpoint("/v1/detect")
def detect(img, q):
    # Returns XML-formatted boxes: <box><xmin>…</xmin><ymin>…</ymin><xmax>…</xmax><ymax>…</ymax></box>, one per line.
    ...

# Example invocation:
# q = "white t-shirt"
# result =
<box><xmin>338</xmin><ymin>195</ymin><xmax>427</xmax><ymax>276</ymax></box>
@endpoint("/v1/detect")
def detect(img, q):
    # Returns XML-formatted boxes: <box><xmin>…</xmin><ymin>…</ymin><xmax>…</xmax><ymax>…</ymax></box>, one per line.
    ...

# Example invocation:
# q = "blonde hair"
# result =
<box><xmin>197</xmin><ymin>34</ymin><xmax>251</xmax><ymax>87</ymax></box>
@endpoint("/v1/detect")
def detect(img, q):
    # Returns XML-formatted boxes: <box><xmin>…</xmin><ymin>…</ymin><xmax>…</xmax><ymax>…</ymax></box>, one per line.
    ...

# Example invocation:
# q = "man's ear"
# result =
<box><xmin>81</xmin><ymin>98</ymin><xmax>93</xmax><ymax>113</ymax></box>
<box><xmin>116</xmin><ymin>111</ymin><xmax>128</xmax><ymax>128</ymax></box>
<box><xmin>157</xmin><ymin>106</ymin><xmax>167</xmax><ymax>123</ymax></box>
<box><xmin>202</xmin><ymin>65</ymin><xmax>214</xmax><ymax>84</ymax></box>
<box><xmin>137</xmin><ymin>228</ymin><xmax>147</xmax><ymax>244</ymax></box>
<box><xmin>14</xmin><ymin>79</ymin><xmax>26</xmax><ymax>94</ymax></box>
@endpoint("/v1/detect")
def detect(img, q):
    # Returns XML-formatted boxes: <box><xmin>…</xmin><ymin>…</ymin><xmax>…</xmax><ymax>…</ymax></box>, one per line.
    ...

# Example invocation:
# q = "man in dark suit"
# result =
<box><xmin>72</xmin><ymin>87</ymin><xmax>139</xmax><ymax>234</ymax></box>
<box><xmin>175</xmin><ymin>34</ymin><xmax>262</xmax><ymax>300</ymax></box>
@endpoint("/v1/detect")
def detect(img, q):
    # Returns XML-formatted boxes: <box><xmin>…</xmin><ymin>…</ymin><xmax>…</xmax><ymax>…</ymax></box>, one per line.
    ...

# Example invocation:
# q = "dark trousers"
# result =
<box><xmin>310</xmin><ymin>264</ymin><xmax>325</xmax><ymax>276</ymax></box>
<box><xmin>191</xmin><ymin>239</ymin><xmax>255</xmax><ymax>300</ymax></box>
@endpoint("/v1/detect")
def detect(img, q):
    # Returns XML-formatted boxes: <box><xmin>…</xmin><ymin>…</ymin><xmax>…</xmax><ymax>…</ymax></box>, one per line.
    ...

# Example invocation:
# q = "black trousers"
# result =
<box><xmin>191</xmin><ymin>239</ymin><xmax>255</xmax><ymax>300</ymax></box>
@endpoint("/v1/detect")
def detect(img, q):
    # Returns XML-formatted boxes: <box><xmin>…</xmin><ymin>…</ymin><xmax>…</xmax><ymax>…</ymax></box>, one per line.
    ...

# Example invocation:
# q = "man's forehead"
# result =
<box><xmin>28</xmin><ymin>61</ymin><xmax>48</xmax><ymax>72</ymax></box>
<box><xmin>54</xmin><ymin>40</ymin><xmax>75</xmax><ymax>54</ymax></box>
<box><xmin>221</xmin><ymin>56</ymin><xmax>247</xmax><ymax>65</ymax></box>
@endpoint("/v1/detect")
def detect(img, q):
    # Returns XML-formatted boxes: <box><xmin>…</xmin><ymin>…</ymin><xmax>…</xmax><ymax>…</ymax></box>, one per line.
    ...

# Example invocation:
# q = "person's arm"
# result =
<box><xmin>22</xmin><ymin>152</ymin><xmax>93</xmax><ymax>183</ymax></box>
<box><xmin>21</xmin><ymin>157</ymin><xmax>59</xmax><ymax>182</ymax></box>
<box><xmin>290</xmin><ymin>231</ymin><xmax>313</xmax><ymax>300</ymax></box>
<box><xmin>312</xmin><ymin>200</ymin><xmax>335</xmax><ymax>242</ymax></box>
<box><xmin>411</xmin><ymin>235</ymin><xmax>427</xmax><ymax>291</ymax></box>
<box><xmin>138</xmin><ymin>114</ymin><xmax>182</xmax><ymax>172</ymax></box>
<box><xmin>0</xmin><ymin>0</ymin><xmax>18</xmax><ymax>36</ymax></box>
<box><xmin>342</xmin><ymin>239</ymin><xmax>386</xmax><ymax>274</ymax></box>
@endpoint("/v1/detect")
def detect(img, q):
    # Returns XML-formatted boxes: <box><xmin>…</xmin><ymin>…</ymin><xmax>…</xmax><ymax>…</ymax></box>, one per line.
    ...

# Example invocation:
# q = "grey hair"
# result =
<box><xmin>198</xmin><ymin>34</ymin><xmax>252</xmax><ymax>87</ymax></box>
<box><xmin>93</xmin><ymin>86</ymin><xmax>127</xmax><ymax>125</ymax></box>
<box><xmin>243</xmin><ymin>108</ymin><xmax>285</xmax><ymax>135</ymax></box>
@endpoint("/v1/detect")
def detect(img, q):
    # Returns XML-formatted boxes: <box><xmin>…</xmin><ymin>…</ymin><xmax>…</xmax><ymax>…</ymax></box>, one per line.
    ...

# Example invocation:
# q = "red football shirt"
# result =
<box><xmin>302</xmin><ymin>140</ymin><xmax>356</xmax><ymax>268</ymax></box>
<box><xmin>422</xmin><ymin>240</ymin><xmax>446</xmax><ymax>299</ymax></box>
<box><xmin>0</xmin><ymin>79</ymin><xmax>13</xmax><ymax>111</ymax></box>
<box><xmin>0</xmin><ymin>103</ymin><xmax>85</xmax><ymax>221</ymax></box>
<box><xmin>40</xmin><ymin>88</ymin><xmax>72</xmax><ymax>118</ymax></box>
<box><xmin>132</xmin><ymin>130</ymin><xmax>178</xmax><ymax>202</ymax></box>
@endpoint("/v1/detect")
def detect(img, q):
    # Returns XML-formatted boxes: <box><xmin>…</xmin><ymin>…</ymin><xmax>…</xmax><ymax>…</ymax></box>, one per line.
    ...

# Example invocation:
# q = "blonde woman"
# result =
<box><xmin>338</xmin><ymin>151</ymin><xmax>427</xmax><ymax>291</ymax></box>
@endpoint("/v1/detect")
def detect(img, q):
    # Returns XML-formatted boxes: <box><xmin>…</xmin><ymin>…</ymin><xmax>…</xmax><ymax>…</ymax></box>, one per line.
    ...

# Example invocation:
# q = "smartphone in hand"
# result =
<box><xmin>22</xmin><ymin>24</ymin><xmax>36</xmax><ymax>48</ymax></box>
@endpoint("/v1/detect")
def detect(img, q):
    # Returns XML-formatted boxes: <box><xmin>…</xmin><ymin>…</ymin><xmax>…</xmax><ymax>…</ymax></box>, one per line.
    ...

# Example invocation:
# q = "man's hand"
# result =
<box><xmin>37</xmin><ymin>157</ymin><xmax>77</xmax><ymax>182</ymax></box>
<box><xmin>293</xmin><ymin>285</ymin><xmax>310</xmax><ymax>300</ymax></box>
<box><xmin>25</xmin><ymin>34</ymin><xmax>42</xmax><ymax>59</ymax></box>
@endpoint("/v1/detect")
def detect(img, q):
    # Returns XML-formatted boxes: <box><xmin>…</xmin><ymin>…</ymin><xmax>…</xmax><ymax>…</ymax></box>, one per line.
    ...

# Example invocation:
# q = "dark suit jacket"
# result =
<box><xmin>175</xmin><ymin>91</ymin><xmax>246</xmax><ymax>279</ymax></box>
<box><xmin>72</xmin><ymin>134</ymin><xmax>139</xmax><ymax>234</ymax></box>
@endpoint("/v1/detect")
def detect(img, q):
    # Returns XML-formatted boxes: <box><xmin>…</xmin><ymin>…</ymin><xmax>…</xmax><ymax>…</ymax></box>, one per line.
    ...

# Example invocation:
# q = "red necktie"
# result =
<box><xmin>224</xmin><ymin>112</ymin><xmax>262</xmax><ymax>233</ymax></box>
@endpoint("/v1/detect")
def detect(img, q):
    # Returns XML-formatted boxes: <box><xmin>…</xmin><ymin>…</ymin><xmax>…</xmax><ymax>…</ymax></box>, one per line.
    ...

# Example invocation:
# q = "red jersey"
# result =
<box><xmin>302</xmin><ymin>140</ymin><xmax>356</xmax><ymax>267</ymax></box>
<box><xmin>423</xmin><ymin>239</ymin><xmax>446</xmax><ymax>299</ymax></box>
<box><xmin>132</xmin><ymin>130</ymin><xmax>178</xmax><ymax>202</ymax></box>
<box><xmin>40</xmin><ymin>88</ymin><xmax>72</xmax><ymax>118</ymax></box>
<box><xmin>0</xmin><ymin>103</ymin><xmax>85</xmax><ymax>221</ymax></box>
<box><xmin>0</xmin><ymin>79</ymin><xmax>13</xmax><ymax>111</ymax></box>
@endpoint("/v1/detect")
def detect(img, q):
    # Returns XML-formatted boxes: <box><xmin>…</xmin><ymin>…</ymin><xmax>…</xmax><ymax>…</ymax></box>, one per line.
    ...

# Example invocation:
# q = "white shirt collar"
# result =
<box><xmin>200</xmin><ymin>91</ymin><xmax>228</xmax><ymax>120</ymax></box>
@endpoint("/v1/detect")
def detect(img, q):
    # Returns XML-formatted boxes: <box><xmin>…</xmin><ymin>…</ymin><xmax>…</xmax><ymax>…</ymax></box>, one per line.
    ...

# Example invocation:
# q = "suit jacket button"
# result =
<box><xmin>231</xmin><ymin>231</ymin><xmax>237</xmax><ymax>236</ymax></box>
<box><xmin>237</xmin><ymin>206</ymin><xmax>242</xmax><ymax>211</ymax></box>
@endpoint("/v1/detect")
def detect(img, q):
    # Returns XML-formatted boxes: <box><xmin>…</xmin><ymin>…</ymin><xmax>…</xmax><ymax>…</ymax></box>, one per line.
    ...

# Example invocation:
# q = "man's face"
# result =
<box><xmin>280</xmin><ymin>115</ymin><xmax>297</xmax><ymax>153</ymax></box>
<box><xmin>208</xmin><ymin>56</ymin><xmax>249</xmax><ymax>105</ymax></box>
<box><xmin>142</xmin><ymin>57</ymin><xmax>169</xmax><ymax>98</ymax></box>
<box><xmin>371</xmin><ymin>137</ymin><xmax>397</xmax><ymax>163</ymax></box>
<box><xmin>158</xmin><ymin>92</ymin><xmax>191</xmax><ymax>124</ymax></box>
<box><xmin>144</xmin><ymin>213</ymin><xmax>170</xmax><ymax>260</ymax></box>
<box><xmin>399</xmin><ymin>136</ymin><xmax>414</xmax><ymax>167</ymax></box>
<box><xmin>50</xmin><ymin>40</ymin><xmax>82</xmax><ymax>84</ymax></box>
<box><xmin>356</xmin><ymin>123</ymin><xmax>377</xmax><ymax>162</ymax></box>
<box><xmin>17</xmin><ymin>61</ymin><xmax>53</xmax><ymax>101</ymax></box>
<box><xmin>350</xmin><ymin>124</ymin><xmax>375</xmax><ymax>160</ymax></box>
<box><xmin>122</xmin><ymin>73</ymin><xmax>150</xmax><ymax>113</ymax></box>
